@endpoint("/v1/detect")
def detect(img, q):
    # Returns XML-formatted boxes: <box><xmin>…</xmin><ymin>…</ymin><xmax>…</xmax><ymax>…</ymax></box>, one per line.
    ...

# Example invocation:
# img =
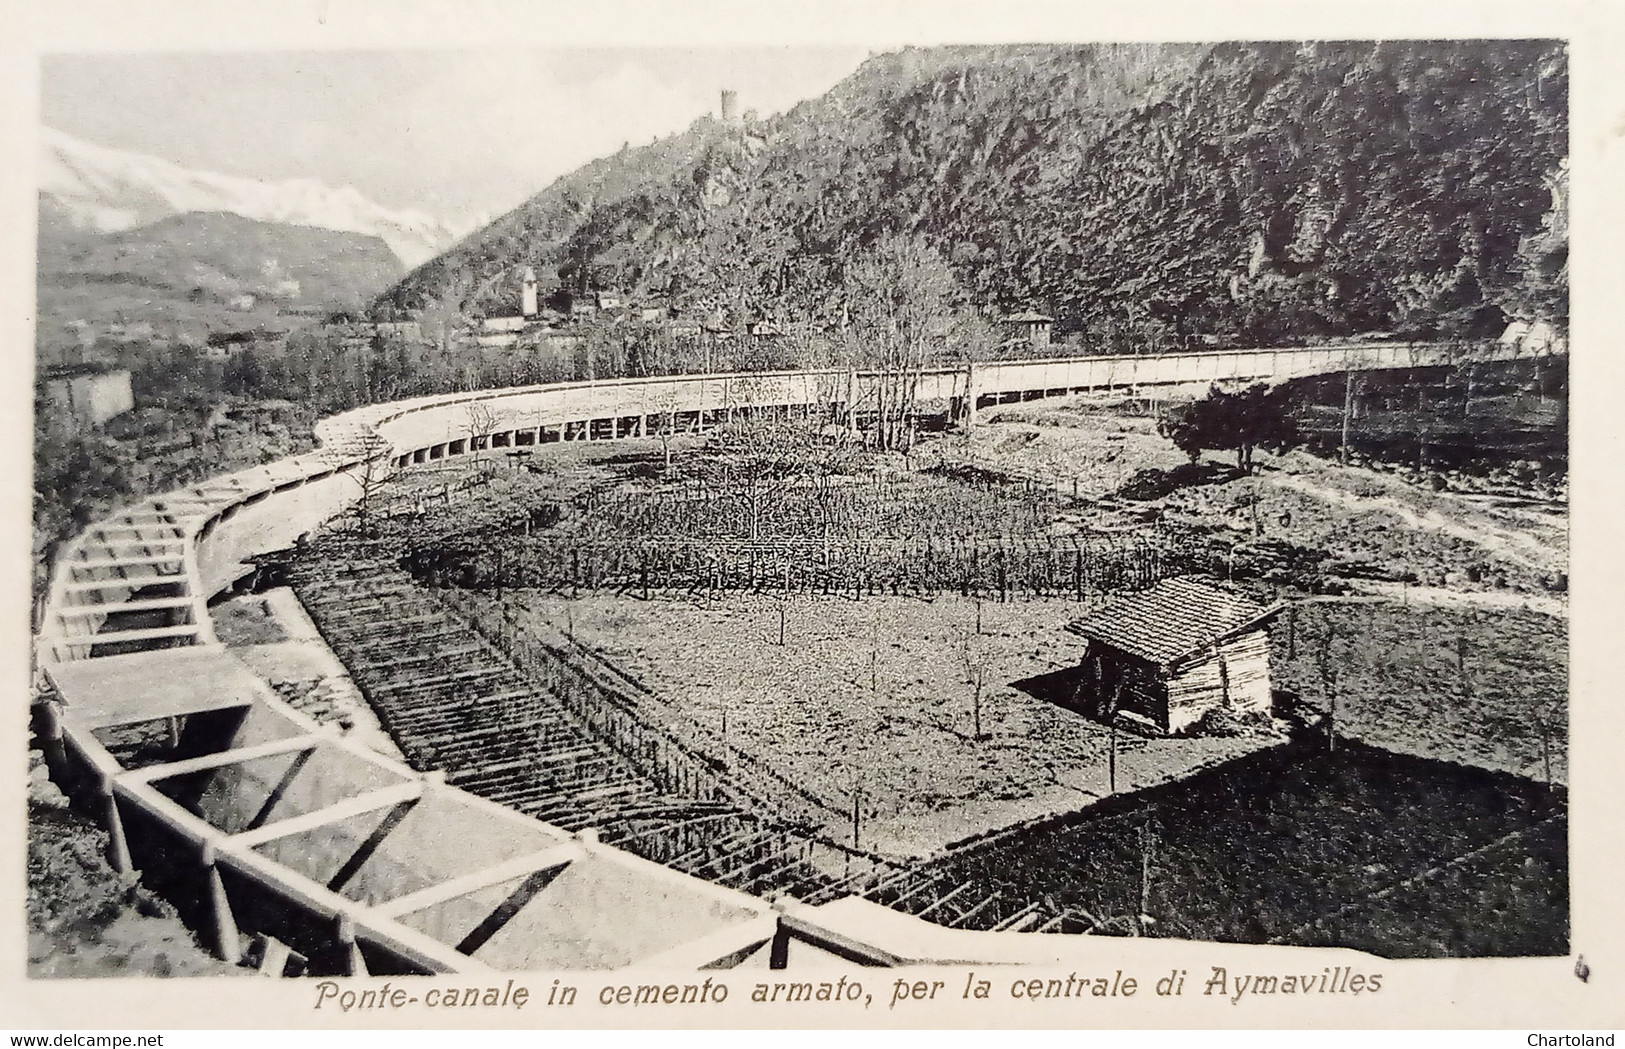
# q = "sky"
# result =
<box><xmin>40</xmin><ymin>48</ymin><xmax>870</xmax><ymax>230</ymax></box>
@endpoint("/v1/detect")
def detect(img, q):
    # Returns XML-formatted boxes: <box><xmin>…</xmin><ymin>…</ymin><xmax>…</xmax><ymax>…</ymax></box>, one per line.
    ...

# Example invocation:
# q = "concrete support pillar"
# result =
<box><xmin>964</xmin><ymin>362</ymin><xmax>979</xmax><ymax>429</ymax></box>
<box><xmin>100</xmin><ymin>777</ymin><xmax>132</xmax><ymax>874</ymax></box>
<box><xmin>610</xmin><ymin>417</ymin><xmax>619</xmax><ymax>440</ymax></box>
<box><xmin>636</xmin><ymin>414</ymin><xmax>647</xmax><ymax>438</ymax></box>
<box><xmin>336</xmin><ymin>915</ymin><xmax>367</xmax><ymax>977</ymax></box>
<box><xmin>34</xmin><ymin>701</ymin><xmax>70</xmax><ymax>790</ymax></box>
<box><xmin>769</xmin><ymin>923</ymin><xmax>791</xmax><ymax>969</ymax></box>
<box><xmin>202</xmin><ymin>845</ymin><xmax>241</xmax><ymax>964</ymax></box>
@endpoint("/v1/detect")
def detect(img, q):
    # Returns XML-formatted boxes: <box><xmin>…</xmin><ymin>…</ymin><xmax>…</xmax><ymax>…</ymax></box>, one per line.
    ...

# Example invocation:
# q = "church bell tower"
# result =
<box><xmin>521</xmin><ymin>267</ymin><xmax>538</xmax><ymax>318</ymax></box>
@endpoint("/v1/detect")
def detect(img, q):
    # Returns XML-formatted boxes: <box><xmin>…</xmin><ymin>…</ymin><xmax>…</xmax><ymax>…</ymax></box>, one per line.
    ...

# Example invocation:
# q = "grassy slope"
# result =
<box><xmin>27</xmin><ymin>775</ymin><xmax>238</xmax><ymax>978</ymax></box>
<box><xmin>36</xmin><ymin>206</ymin><xmax>401</xmax><ymax>358</ymax></box>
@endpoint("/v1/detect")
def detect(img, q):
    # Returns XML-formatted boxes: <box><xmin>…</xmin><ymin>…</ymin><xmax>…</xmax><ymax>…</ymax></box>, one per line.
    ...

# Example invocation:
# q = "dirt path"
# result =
<box><xmin>1337</xmin><ymin>579</ymin><xmax>1567</xmax><ymax>617</ymax></box>
<box><xmin>1267</xmin><ymin>471</ymin><xmax>1565</xmax><ymax>572</ymax></box>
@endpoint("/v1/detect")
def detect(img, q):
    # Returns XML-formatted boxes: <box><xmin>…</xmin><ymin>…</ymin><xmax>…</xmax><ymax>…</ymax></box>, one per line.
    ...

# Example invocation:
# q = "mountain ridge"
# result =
<box><xmin>40</xmin><ymin>127</ymin><xmax>468</xmax><ymax>268</ymax></box>
<box><xmin>379</xmin><ymin>41</ymin><xmax>1567</xmax><ymax>347</ymax></box>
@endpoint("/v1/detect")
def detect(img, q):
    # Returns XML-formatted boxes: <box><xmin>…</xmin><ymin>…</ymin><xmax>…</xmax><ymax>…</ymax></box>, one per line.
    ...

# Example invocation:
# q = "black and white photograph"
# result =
<box><xmin>7</xmin><ymin>0</ymin><xmax>1621</xmax><ymax>1034</ymax></box>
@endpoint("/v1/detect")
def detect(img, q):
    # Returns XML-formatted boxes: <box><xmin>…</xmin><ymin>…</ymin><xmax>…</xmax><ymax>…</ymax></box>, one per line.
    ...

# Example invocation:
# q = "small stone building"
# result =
<box><xmin>1067</xmin><ymin>576</ymin><xmax>1280</xmax><ymax>735</ymax></box>
<box><xmin>40</xmin><ymin>365</ymin><xmax>134</xmax><ymax>432</ymax></box>
<box><xmin>1003</xmin><ymin>310</ymin><xmax>1053</xmax><ymax>348</ymax></box>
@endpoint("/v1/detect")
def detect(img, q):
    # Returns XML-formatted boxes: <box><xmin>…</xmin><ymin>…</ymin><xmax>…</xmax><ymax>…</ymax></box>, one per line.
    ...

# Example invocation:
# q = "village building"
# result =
<box><xmin>371</xmin><ymin>320</ymin><xmax>422</xmax><ymax>340</ymax></box>
<box><xmin>1066</xmin><ymin>575</ymin><xmax>1280</xmax><ymax>735</ymax></box>
<box><xmin>40</xmin><ymin>364</ymin><xmax>135</xmax><ymax>432</ymax></box>
<box><xmin>204</xmin><ymin>329</ymin><xmax>287</xmax><ymax>361</ymax></box>
<box><xmin>1499</xmin><ymin>318</ymin><xmax>1566</xmax><ymax>355</ymax></box>
<box><xmin>204</xmin><ymin>331</ymin><xmax>252</xmax><ymax>361</ymax></box>
<box><xmin>475</xmin><ymin>269</ymin><xmax>578</xmax><ymax>347</ymax></box>
<box><xmin>105</xmin><ymin>321</ymin><xmax>157</xmax><ymax>342</ymax></box>
<box><xmin>1003</xmin><ymin>310</ymin><xmax>1053</xmax><ymax>348</ymax></box>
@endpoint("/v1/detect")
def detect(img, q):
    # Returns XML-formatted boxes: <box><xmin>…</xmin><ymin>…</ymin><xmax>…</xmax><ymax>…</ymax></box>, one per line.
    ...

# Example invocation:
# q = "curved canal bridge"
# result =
<box><xmin>32</xmin><ymin>339</ymin><xmax>1555</xmax><ymax>971</ymax></box>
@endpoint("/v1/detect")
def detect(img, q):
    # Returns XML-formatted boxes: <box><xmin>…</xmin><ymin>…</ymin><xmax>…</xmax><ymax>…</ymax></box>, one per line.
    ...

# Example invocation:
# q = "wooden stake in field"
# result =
<box><xmin>1137</xmin><ymin>818</ymin><xmax>1157</xmax><ymax>936</ymax></box>
<box><xmin>1108</xmin><ymin>676</ymin><xmax>1124</xmax><ymax>794</ymax></box>
<box><xmin>851</xmin><ymin>777</ymin><xmax>862</xmax><ymax>850</ymax></box>
<box><xmin>1340</xmin><ymin>369</ymin><xmax>1355</xmax><ymax>466</ymax></box>
<box><xmin>1539</xmin><ymin>717</ymin><xmax>1552</xmax><ymax>793</ymax></box>
<box><xmin>1535</xmin><ymin>703</ymin><xmax>1557</xmax><ymax>795</ymax></box>
<box><xmin>960</xmin><ymin>626</ymin><xmax>987</xmax><ymax>742</ymax></box>
<box><xmin>1316</xmin><ymin>624</ymin><xmax>1339</xmax><ymax>753</ymax></box>
<box><xmin>1109</xmin><ymin>720</ymin><xmax>1117</xmax><ymax>795</ymax></box>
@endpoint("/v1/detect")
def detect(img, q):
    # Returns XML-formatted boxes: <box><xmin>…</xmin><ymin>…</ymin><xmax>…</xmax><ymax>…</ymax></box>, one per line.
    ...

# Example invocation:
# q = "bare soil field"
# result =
<box><xmin>955</xmin><ymin>397</ymin><xmax>1568</xmax><ymax>595</ymax></box>
<box><xmin>388</xmin><ymin>390</ymin><xmax>1565</xmax><ymax>860</ymax></box>
<box><xmin>510</xmin><ymin>591</ymin><xmax>1280</xmax><ymax>857</ymax></box>
<box><xmin>923</xmin><ymin>400</ymin><xmax>1568</xmax><ymax>781</ymax></box>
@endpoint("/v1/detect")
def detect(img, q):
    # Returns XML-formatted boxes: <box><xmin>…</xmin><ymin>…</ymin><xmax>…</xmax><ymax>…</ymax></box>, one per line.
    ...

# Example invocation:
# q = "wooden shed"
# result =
<box><xmin>1066</xmin><ymin>576</ymin><xmax>1282</xmax><ymax>735</ymax></box>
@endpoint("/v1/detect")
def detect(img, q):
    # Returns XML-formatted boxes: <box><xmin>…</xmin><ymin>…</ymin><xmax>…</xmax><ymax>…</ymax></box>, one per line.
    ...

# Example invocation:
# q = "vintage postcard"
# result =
<box><xmin>3</xmin><ymin>0</ymin><xmax>1622</xmax><ymax>1033</ymax></box>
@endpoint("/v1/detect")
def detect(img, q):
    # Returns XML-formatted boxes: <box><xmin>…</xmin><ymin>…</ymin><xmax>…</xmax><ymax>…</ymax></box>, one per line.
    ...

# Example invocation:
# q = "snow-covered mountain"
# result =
<box><xmin>39</xmin><ymin>127</ymin><xmax>467</xmax><ymax>268</ymax></box>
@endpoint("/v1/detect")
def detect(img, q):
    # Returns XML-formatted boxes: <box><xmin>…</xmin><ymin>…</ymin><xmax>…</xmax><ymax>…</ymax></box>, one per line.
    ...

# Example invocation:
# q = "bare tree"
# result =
<box><xmin>464</xmin><ymin>402</ymin><xmax>498</xmax><ymax>464</ymax></box>
<box><xmin>841</xmin><ymin>233</ymin><xmax>967</xmax><ymax>452</ymax></box>
<box><xmin>334</xmin><ymin>431</ymin><xmax>395</xmax><ymax>538</ymax></box>
<box><xmin>712</xmin><ymin>415</ymin><xmax>824</xmax><ymax>541</ymax></box>
<box><xmin>648</xmin><ymin>386</ymin><xmax>686</xmax><ymax>472</ymax></box>
<box><xmin>958</xmin><ymin>625</ymin><xmax>989</xmax><ymax>742</ymax></box>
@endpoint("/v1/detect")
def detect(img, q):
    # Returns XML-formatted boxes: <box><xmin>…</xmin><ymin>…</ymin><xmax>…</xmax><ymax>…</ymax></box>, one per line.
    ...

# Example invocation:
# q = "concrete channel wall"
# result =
<box><xmin>30</xmin><ymin>340</ymin><xmax>1539</xmax><ymax>974</ymax></box>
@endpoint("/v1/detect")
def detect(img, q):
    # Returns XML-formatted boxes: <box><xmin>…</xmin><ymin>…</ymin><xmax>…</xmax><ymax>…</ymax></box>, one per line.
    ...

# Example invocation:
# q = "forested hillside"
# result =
<box><xmin>380</xmin><ymin>41</ymin><xmax>1567</xmax><ymax>348</ymax></box>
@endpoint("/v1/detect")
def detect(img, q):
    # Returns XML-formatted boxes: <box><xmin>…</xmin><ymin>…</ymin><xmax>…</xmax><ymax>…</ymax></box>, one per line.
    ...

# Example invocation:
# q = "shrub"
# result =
<box><xmin>1159</xmin><ymin>383</ymin><xmax>1302</xmax><ymax>472</ymax></box>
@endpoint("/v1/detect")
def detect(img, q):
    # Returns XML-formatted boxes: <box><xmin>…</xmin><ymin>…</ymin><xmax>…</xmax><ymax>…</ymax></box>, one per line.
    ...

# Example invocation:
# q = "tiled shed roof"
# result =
<box><xmin>1067</xmin><ymin>576</ymin><xmax>1280</xmax><ymax>666</ymax></box>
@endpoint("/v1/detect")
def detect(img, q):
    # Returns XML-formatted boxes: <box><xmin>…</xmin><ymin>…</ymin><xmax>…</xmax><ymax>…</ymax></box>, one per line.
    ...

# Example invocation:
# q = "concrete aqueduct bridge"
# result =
<box><xmin>31</xmin><ymin>339</ymin><xmax>1541</xmax><ymax>974</ymax></box>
